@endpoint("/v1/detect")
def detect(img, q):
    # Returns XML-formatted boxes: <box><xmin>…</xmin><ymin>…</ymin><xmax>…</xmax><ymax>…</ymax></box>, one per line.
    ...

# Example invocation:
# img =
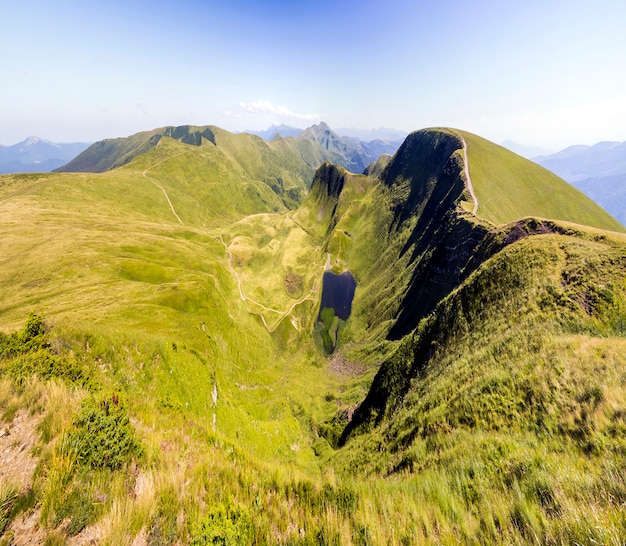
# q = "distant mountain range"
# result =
<box><xmin>5</xmin><ymin>130</ymin><xmax>624</xmax><ymax>227</ymax></box>
<box><xmin>294</xmin><ymin>122</ymin><xmax>405</xmax><ymax>174</ymax></box>
<box><xmin>534</xmin><ymin>141</ymin><xmax>626</xmax><ymax>226</ymax></box>
<box><xmin>245</xmin><ymin>124</ymin><xmax>304</xmax><ymax>140</ymax></box>
<box><xmin>58</xmin><ymin>122</ymin><xmax>405</xmax><ymax>177</ymax></box>
<box><xmin>500</xmin><ymin>140</ymin><xmax>554</xmax><ymax>159</ymax></box>
<box><xmin>0</xmin><ymin>137</ymin><xmax>90</xmax><ymax>174</ymax></box>
<box><xmin>246</xmin><ymin>124</ymin><xmax>408</xmax><ymax>143</ymax></box>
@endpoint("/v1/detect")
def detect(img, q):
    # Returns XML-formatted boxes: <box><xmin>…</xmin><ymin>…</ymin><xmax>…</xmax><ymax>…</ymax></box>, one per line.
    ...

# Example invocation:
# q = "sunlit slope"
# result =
<box><xmin>2</xmin><ymin>124</ymin><xmax>626</xmax><ymax>543</ymax></box>
<box><xmin>0</xmin><ymin>143</ymin><xmax>340</xmax><ymax>467</ymax></box>
<box><xmin>57</xmin><ymin>125</ymin><xmax>316</xmax><ymax>208</ymax></box>
<box><xmin>209</xmin><ymin>127</ymin><xmax>314</xmax><ymax>206</ymax></box>
<box><xmin>334</xmin><ymin>228</ymin><xmax>626</xmax><ymax>543</ymax></box>
<box><xmin>460</xmin><ymin>130</ymin><xmax>625</xmax><ymax>231</ymax></box>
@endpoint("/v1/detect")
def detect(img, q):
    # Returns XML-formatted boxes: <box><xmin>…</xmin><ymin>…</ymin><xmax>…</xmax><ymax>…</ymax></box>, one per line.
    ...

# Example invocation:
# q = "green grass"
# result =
<box><xmin>336</xmin><ymin>229</ymin><xmax>626</xmax><ymax>543</ymax></box>
<box><xmin>460</xmin><ymin>130</ymin><xmax>625</xmax><ymax>231</ymax></box>
<box><xmin>1</xmin><ymin>126</ymin><xmax>626</xmax><ymax>543</ymax></box>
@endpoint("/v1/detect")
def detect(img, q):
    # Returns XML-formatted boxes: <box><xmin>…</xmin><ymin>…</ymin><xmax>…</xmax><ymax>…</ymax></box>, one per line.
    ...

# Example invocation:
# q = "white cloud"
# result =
<box><xmin>239</xmin><ymin>100</ymin><xmax>320</xmax><ymax>122</ymax></box>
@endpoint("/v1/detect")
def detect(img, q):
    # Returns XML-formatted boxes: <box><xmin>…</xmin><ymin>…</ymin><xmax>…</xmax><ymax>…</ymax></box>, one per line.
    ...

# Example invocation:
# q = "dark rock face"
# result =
<box><xmin>312</xmin><ymin>162</ymin><xmax>347</xmax><ymax>201</ymax></box>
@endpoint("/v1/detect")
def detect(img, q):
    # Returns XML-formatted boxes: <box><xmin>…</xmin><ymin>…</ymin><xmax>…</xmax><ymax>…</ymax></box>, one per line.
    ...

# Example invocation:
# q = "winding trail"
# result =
<box><xmin>212</xmin><ymin>234</ymin><xmax>324</xmax><ymax>333</ymax></box>
<box><xmin>140</xmin><ymin>149</ymin><xmax>322</xmax><ymax>333</ymax></box>
<box><xmin>459</xmin><ymin>133</ymin><xmax>479</xmax><ymax>216</ymax></box>
<box><xmin>140</xmin><ymin>152</ymin><xmax>187</xmax><ymax>225</ymax></box>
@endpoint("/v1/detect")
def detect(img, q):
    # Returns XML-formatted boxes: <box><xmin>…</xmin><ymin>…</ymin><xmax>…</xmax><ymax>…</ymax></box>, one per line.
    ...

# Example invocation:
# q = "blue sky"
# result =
<box><xmin>2</xmin><ymin>0</ymin><xmax>625</xmax><ymax>149</ymax></box>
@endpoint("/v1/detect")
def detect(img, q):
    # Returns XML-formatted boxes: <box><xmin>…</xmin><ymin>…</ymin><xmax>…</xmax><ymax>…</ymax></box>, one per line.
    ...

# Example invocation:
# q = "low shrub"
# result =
<box><xmin>63</xmin><ymin>394</ymin><xmax>142</xmax><ymax>470</ymax></box>
<box><xmin>190</xmin><ymin>501</ymin><xmax>254</xmax><ymax>546</ymax></box>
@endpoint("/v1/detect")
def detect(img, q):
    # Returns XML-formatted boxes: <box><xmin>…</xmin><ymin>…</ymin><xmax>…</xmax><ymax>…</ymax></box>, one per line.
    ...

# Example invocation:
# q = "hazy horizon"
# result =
<box><xmin>3</xmin><ymin>0</ymin><xmax>625</xmax><ymax>149</ymax></box>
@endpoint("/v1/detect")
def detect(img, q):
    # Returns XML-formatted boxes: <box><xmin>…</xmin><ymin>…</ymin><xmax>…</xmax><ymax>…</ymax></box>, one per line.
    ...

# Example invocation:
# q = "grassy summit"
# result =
<box><xmin>460</xmin><ymin>129</ymin><xmax>624</xmax><ymax>231</ymax></box>
<box><xmin>0</xmin><ymin>126</ymin><xmax>625</xmax><ymax>544</ymax></box>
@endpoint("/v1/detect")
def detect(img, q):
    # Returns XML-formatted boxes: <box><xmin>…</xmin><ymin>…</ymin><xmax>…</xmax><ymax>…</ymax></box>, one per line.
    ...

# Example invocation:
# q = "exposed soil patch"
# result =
<box><xmin>7</xmin><ymin>506</ymin><xmax>47</xmax><ymax>545</ymax></box>
<box><xmin>284</xmin><ymin>271</ymin><xmax>303</xmax><ymax>298</ymax></box>
<box><xmin>1</xmin><ymin>410</ymin><xmax>46</xmax><ymax>545</ymax></box>
<box><xmin>329</xmin><ymin>353</ymin><xmax>366</xmax><ymax>377</ymax></box>
<box><xmin>0</xmin><ymin>410</ymin><xmax>40</xmax><ymax>492</ymax></box>
<box><xmin>503</xmin><ymin>218</ymin><xmax>565</xmax><ymax>246</ymax></box>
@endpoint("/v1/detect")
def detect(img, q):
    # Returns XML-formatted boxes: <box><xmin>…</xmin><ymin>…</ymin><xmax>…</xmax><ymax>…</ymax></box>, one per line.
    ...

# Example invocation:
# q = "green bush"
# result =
<box><xmin>0</xmin><ymin>313</ymin><xmax>46</xmax><ymax>359</ymax></box>
<box><xmin>64</xmin><ymin>394</ymin><xmax>142</xmax><ymax>470</ymax></box>
<box><xmin>0</xmin><ymin>313</ymin><xmax>89</xmax><ymax>387</ymax></box>
<box><xmin>190</xmin><ymin>501</ymin><xmax>254</xmax><ymax>546</ymax></box>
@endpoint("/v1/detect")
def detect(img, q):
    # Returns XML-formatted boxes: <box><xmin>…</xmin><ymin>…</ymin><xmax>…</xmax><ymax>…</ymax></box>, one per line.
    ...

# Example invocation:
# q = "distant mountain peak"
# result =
<box><xmin>0</xmin><ymin>137</ymin><xmax>91</xmax><ymax>174</ymax></box>
<box><xmin>314</xmin><ymin>121</ymin><xmax>332</xmax><ymax>131</ymax></box>
<box><xmin>25</xmin><ymin>135</ymin><xmax>48</xmax><ymax>144</ymax></box>
<box><xmin>245</xmin><ymin>124</ymin><xmax>303</xmax><ymax>141</ymax></box>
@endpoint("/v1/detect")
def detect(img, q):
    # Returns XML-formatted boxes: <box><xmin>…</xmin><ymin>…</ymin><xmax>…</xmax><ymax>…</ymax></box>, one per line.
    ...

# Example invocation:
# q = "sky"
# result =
<box><xmin>2</xmin><ymin>0</ymin><xmax>626</xmax><ymax>150</ymax></box>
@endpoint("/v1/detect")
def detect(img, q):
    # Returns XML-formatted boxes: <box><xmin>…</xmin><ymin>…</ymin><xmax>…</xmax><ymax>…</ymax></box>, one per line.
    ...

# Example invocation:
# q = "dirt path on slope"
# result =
<box><xmin>212</xmin><ymin>235</ymin><xmax>324</xmax><ymax>333</ymax></box>
<box><xmin>140</xmin><ymin>153</ymin><xmax>187</xmax><ymax>225</ymax></box>
<box><xmin>458</xmin><ymin>134</ymin><xmax>479</xmax><ymax>215</ymax></box>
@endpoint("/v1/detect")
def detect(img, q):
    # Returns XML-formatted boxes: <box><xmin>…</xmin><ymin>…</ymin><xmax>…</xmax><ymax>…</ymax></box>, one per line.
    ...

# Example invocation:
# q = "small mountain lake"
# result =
<box><xmin>316</xmin><ymin>270</ymin><xmax>356</xmax><ymax>353</ymax></box>
<box><xmin>318</xmin><ymin>271</ymin><xmax>357</xmax><ymax>321</ymax></box>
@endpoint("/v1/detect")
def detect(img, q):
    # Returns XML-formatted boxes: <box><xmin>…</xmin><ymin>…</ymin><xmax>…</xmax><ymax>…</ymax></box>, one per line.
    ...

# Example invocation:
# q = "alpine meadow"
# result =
<box><xmin>1</xmin><ymin>123</ymin><xmax>626</xmax><ymax>545</ymax></box>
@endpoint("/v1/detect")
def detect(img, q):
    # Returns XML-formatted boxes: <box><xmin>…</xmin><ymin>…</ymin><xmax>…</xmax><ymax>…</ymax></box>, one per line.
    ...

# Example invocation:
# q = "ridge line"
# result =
<box><xmin>459</xmin><ymin>133</ymin><xmax>478</xmax><ymax>215</ymax></box>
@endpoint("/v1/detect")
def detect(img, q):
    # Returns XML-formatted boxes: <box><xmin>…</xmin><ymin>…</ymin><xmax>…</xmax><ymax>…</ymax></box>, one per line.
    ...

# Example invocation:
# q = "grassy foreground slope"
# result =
<box><xmin>0</xmin><ymin>139</ymin><xmax>358</xmax><ymax>543</ymax></box>
<box><xmin>0</xmin><ymin>137</ymin><xmax>337</xmax><ymax>452</ymax></box>
<box><xmin>336</xmin><ymin>226</ymin><xmax>626</xmax><ymax>544</ymax></box>
<box><xmin>0</xmin><ymin>125</ymin><xmax>625</xmax><ymax>544</ymax></box>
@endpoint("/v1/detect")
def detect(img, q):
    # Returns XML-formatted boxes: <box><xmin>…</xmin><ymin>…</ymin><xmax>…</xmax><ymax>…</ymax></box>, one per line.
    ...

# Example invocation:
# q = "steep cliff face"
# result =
<box><xmin>310</xmin><ymin>162</ymin><xmax>348</xmax><ymax>203</ymax></box>
<box><xmin>337</xmin><ymin>129</ymin><xmax>626</xmax><ymax>451</ymax></box>
<box><xmin>375</xmin><ymin>129</ymin><xmax>490</xmax><ymax>339</ymax></box>
<box><xmin>303</xmin><ymin>162</ymin><xmax>351</xmax><ymax>238</ymax></box>
<box><xmin>301</xmin><ymin>129</ymin><xmax>493</xmax><ymax>344</ymax></box>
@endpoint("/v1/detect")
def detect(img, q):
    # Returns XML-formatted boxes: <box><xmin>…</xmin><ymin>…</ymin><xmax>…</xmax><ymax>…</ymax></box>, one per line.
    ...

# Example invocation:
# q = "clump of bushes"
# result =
<box><xmin>190</xmin><ymin>500</ymin><xmax>254</xmax><ymax>546</ymax></box>
<box><xmin>0</xmin><ymin>313</ymin><xmax>89</xmax><ymax>387</ymax></box>
<box><xmin>63</xmin><ymin>393</ymin><xmax>142</xmax><ymax>470</ymax></box>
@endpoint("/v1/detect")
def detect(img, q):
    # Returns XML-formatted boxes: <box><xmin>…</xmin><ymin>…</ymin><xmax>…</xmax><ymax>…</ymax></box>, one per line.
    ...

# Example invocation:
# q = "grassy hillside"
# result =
<box><xmin>337</xmin><ymin>226</ymin><xmax>626</xmax><ymax>543</ymax></box>
<box><xmin>1</xmin><ymin>126</ymin><xmax>625</xmax><ymax>544</ymax></box>
<box><xmin>56</xmin><ymin>125</ymin><xmax>314</xmax><ymax>209</ymax></box>
<box><xmin>460</xmin><ymin>130</ymin><xmax>625</xmax><ymax>231</ymax></box>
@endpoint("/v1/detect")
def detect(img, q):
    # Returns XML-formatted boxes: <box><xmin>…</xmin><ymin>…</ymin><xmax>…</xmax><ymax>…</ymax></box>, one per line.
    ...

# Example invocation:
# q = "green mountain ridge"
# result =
<box><xmin>55</xmin><ymin>122</ymin><xmax>404</xmax><ymax>182</ymax></box>
<box><xmin>1</xmin><ymin>125</ymin><xmax>625</xmax><ymax>544</ymax></box>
